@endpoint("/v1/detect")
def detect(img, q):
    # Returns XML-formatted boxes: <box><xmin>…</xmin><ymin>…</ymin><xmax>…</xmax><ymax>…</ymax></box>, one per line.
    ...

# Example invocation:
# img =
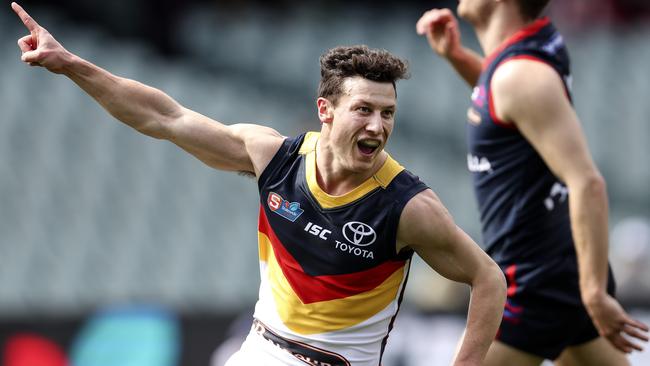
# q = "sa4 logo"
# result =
<box><xmin>267</xmin><ymin>192</ymin><xmax>304</xmax><ymax>222</ymax></box>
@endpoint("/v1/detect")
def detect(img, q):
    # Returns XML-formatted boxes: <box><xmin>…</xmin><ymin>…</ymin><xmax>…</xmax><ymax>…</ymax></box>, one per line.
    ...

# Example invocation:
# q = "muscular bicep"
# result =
<box><xmin>492</xmin><ymin>60</ymin><xmax>600</xmax><ymax>184</ymax></box>
<box><xmin>398</xmin><ymin>190</ymin><xmax>495</xmax><ymax>285</ymax></box>
<box><xmin>167</xmin><ymin>108</ymin><xmax>285</xmax><ymax>176</ymax></box>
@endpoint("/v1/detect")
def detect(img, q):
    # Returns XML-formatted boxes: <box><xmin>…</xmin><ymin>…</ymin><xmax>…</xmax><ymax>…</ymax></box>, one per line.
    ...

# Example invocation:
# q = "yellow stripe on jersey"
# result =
<box><xmin>259</xmin><ymin>232</ymin><xmax>406</xmax><ymax>335</ymax></box>
<box><xmin>258</xmin><ymin>232</ymin><xmax>269</xmax><ymax>262</ymax></box>
<box><xmin>299</xmin><ymin>132</ymin><xmax>405</xmax><ymax>209</ymax></box>
<box><xmin>298</xmin><ymin>131</ymin><xmax>320</xmax><ymax>155</ymax></box>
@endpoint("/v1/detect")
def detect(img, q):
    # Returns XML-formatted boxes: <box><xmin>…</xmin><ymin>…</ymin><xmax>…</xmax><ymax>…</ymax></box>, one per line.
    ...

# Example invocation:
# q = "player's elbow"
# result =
<box><xmin>585</xmin><ymin>173</ymin><xmax>607</xmax><ymax>196</ymax></box>
<box><xmin>476</xmin><ymin>260</ymin><xmax>507</xmax><ymax>302</ymax></box>
<box><xmin>493</xmin><ymin>263</ymin><xmax>507</xmax><ymax>296</ymax></box>
<box><xmin>132</xmin><ymin>119</ymin><xmax>167</xmax><ymax>139</ymax></box>
<box><xmin>134</xmin><ymin>110</ymin><xmax>184</xmax><ymax>140</ymax></box>
<box><xmin>570</xmin><ymin>172</ymin><xmax>607</xmax><ymax>200</ymax></box>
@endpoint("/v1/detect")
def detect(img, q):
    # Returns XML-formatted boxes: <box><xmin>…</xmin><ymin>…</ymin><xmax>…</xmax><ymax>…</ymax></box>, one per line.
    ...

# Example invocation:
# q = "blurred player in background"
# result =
<box><xmin>12</xmin><ymin>2</ymin><xmax>506</xmax><ymax>365</ymax></box>
<box><xmin>417</xmin><ymin>0</ymin><xmax>649</xmax><ymax>365</ymax></box>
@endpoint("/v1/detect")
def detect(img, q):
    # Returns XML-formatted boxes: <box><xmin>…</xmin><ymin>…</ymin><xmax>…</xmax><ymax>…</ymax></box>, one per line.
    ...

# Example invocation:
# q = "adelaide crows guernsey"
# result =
<box><xmin>466</xmin><ymin>18</ymin><xmax>575</xmax><ymax>266</ymax></box>
<box><xmin>252</xmin><ymin>132</ymin><xmax>427</xmax><ymax>365</ymax></box>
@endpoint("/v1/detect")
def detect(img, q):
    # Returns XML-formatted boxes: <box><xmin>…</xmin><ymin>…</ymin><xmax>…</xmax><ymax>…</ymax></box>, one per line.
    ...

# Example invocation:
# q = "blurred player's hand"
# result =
<box><xmin>585</xmin><ymin>292</ymin><xmax>649</xmax><ymax>353</ymax></box>
<box><xmin>12</xmin><ymin>2</ymin><xmax>70</xmax><ymax>74</ymax></box>
<box><xmin>416</xmin><ymin>8</ymin><xmax>462</xmax><ymax>59</ymax></box>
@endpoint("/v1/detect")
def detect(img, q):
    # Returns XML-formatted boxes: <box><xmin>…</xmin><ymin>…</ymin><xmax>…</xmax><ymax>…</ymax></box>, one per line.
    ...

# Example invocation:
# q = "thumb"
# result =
<box><xmin>21</xmin><ymin>50</ymin><xmax>41</xmax><ymax>63</ymax></box>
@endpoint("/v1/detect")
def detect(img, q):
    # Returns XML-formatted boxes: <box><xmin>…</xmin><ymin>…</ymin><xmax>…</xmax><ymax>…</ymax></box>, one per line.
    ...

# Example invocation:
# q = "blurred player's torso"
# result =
<box><xmin>466</xmin><ymin>18</ymin><xmax>575</xmax><ymax>265</ymax></box>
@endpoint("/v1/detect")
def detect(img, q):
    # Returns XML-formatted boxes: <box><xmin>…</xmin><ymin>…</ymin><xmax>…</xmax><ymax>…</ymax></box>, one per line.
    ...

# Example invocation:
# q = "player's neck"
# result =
<box><xmin>475</xmin><ymin>9</ymin><xmax>530</xmax><ymax>57</ymax></box>
<box><xmin>315</xmin><ymin>141</ymin><xmax>385</xmax><ymax>197</ymax></box>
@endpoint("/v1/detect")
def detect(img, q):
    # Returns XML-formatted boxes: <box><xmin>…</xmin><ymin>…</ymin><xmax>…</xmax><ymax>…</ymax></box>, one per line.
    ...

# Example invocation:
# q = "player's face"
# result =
<box><xmin>457</xmin><ymin>0</ymin><xmax>496</xmax><ymax>24</ymax></box>
<box><xmin>325</xmin><ymin>77</ymin><xmax>396</xmax><ymax>173</ymax></box>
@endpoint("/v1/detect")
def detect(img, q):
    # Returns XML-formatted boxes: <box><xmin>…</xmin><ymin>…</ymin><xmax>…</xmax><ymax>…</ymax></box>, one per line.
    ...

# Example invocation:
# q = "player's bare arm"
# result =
<box><xmin>11</xmin><ymin>2</ymin><xmax>284</xmax><ymax>177</ymax></box>
<box><xmin>397</xmin><ymin>189</ymin><xmax>506</xmax><ymax>366</ymax></box>
<box><xmin>416</xmin><ymin>8</ymin><xmax>483</xmax><ymax>87</ymax></box>
<box><xmin>491</xmin><ymin>59</ymin><xmax>649</xmax><ymax>353</ymax></box>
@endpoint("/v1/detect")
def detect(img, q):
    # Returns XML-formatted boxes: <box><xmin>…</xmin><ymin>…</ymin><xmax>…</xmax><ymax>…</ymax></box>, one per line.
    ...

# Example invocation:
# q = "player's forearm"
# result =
<box><xmin>453</xmin><ymin>265</ymin><xmax>505</xmax><ymax>365</ymax></box>
<box><xmin>568</xmin><ymin>174</ymin><xmax>610</xmax><ymax>302</ymax></box>
<box><xmin>60</xmin><ymin>53</ymin><xmax>181</xmax><ymax>139</ymax></box>
<box><xmin>446</xmin><ymin>46</ymin><xmax>483</xmax><ymax>87</ymax></box>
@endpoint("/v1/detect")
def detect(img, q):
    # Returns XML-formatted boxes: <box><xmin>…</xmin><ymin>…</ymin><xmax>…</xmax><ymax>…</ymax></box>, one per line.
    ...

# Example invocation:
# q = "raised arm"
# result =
<box><xmin>397</xmin><ymin>189</ymin><xmax>506</xmax><ymax>366</ymax></box>
<box><xmin>11</xmin><ymin>2</ymin><xmax>284</xmax><ymax>177</ymax></box>
<box><xmin>491</xmin><ymin>59</ymin><xmax>649</xmax><ymax>353</ymax></box>
<box><xmin>416</xmin><ymin>8</ymin><xmax>483</xmax><ymax>87</ymax></box>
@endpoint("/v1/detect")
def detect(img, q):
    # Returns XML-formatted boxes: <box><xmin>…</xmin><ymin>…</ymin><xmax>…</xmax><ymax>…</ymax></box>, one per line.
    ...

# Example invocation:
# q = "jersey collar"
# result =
<box><xmin>299</xmin><ymin>132</ymin><xmax>404</xmax><ymax>209</ymax></box>
<box><xmin>482</xmin><ymin>17</ymin><xmax>551</xmax><ymax>70</ymax></box>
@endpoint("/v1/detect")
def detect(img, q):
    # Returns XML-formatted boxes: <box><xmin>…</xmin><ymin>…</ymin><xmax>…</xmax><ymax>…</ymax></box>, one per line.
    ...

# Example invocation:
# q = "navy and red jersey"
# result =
<box><xmin>463</xmin><ymin>18</ymin><xmax>616</xmax><ymax>355</ymax></box>
<box><xmin>252</xmin><ymin>132</ymin><xmax>427</xmax><ymax>365</ymax></box>
<box><xmin>466</xmin><ymin>18</ymin><xmax>575</xmax><ymax>265</ymax></box>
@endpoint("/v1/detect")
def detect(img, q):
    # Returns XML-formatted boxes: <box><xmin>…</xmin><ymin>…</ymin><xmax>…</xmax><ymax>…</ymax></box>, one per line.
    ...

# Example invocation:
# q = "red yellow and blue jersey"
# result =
<box><xmin>253</xmin><ymin>132</ymin><xmax>428</xmax><ymax>365</ymax></box>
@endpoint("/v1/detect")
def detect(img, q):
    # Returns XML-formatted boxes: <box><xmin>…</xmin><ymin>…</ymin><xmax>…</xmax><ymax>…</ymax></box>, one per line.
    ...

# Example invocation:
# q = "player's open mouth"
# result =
<box><xmin>357</xmin><ymin>139</ymin><xmax>380</xmax><ymax>156</ymax></box>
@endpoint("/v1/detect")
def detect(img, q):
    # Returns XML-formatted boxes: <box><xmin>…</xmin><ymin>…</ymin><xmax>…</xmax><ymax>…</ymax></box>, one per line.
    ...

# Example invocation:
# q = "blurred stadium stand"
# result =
<box><xmin>1</xmin><ymin>1</ymin><xmax>649</xmax><ymax>364</ymax></box>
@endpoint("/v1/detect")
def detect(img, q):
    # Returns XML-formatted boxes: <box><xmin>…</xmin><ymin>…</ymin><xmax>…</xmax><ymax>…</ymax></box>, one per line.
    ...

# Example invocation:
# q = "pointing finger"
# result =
<box><xmin>11</xmin><ymin>2</ymin><xmax>41</xmax><ymax>33</ymax></box>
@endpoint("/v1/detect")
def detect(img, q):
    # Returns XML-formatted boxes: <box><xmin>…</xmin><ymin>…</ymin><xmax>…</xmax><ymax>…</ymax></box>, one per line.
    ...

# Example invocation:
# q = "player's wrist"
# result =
<box><xmin>58</xmin><ymin>51</ymin><xmax>85</xmax><ymax>76</ymax></box>
<box><xmin>581</xmin><ymin>286</ymin><xmax>608</xmax><ymax>307</ymax></box>
<box><xmin>443</xmin><ymin>44</ymin><xmax>463</xmax><ymax>61</ymax></box>
<box><xmin>45</xmin><ymin>49</ymin><xmax>71</xmax><ymax>75</ymax></box>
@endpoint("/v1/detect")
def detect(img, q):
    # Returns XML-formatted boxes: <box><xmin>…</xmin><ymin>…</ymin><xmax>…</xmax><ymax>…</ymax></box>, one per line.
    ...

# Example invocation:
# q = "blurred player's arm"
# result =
<box><xmin>397</xmin><ymin>189</ymin><xmax>506</xmax><ymax>366</ymax></box>
<box><xmin>416</xmin><ymin>8</ymin><xmax>483</xmax><ymax>87</ymax></box>
<box><xmin>11</xmin><ymin>2</ymin><xmax>283</xmax><ymax>176</ymax></box>
<box><xmin>491</xmin><ymin>59</ymin><xmax>649</xmax><ymax>353</ymax></box>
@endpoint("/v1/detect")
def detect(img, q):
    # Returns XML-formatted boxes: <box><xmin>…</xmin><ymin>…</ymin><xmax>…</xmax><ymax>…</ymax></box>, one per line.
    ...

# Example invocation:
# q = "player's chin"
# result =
<box><xmin>351</xmin><ymin>150</ymin><xmax>380</xmax><ymax>171</ymax></box>
<box><xmin>457</xmin><ymin>3</ymin><xmax>469</xmax><ymax>19</ymax></box>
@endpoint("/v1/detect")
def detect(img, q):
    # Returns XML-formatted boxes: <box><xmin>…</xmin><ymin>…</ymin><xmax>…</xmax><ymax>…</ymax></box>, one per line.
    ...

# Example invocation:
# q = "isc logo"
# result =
<box><xmin>304</xmin><ymin>222</ymin><xmax>331</xmax><ymax>240</ymax></box>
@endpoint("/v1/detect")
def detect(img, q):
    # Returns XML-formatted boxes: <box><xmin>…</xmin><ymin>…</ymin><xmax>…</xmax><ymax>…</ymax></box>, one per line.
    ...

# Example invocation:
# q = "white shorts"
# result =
<box><xmin>224</xmin><ymin>329</ymin><xmax>299</xmax><ymax>366</ymax></box>
<box><xmin>225</xmin><ymin>320</ymin><xmax>352</xmax><ymax>366</ymax></box>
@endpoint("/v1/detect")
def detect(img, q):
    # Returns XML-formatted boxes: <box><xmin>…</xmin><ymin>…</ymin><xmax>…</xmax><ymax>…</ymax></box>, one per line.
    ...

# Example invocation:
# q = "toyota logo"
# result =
<box><xmin>342</xmin><ymin>221</ymin><xmax>376</xmax><ymax>247</ymax></box>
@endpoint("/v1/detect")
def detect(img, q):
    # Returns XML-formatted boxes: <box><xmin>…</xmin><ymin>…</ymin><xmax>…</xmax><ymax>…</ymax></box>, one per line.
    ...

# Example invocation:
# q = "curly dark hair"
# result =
<box><xmin>318</xmin><ymin>45</ymin><xmax>409</xmax><ymax>105</ymax></box>
<box><xmin>516</xmin><ymin>0</ymin><xmax>551</xmax><ymax>20</ymax></box>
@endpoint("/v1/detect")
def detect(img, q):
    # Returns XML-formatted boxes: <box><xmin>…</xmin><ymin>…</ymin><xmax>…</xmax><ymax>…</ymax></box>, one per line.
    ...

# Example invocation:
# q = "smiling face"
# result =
<box><xmin>318</xmin><ymin>76</ymin><xmax>396</xmax><ymax>175</ymax></box>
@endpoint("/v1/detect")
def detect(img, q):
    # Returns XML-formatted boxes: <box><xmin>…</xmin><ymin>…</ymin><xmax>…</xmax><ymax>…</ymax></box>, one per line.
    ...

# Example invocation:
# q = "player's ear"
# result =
<box><xmin>317</xmin><ymin>97</ymin><xmax>334</xmax><ymax>124</ymax></box>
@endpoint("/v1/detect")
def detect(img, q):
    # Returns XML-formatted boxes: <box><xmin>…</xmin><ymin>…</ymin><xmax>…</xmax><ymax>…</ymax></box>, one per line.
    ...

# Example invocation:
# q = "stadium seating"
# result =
<box><xmin>0</xmin><ymin>4</ymin><xmax>648</xmax><ymax>315</ymax></box>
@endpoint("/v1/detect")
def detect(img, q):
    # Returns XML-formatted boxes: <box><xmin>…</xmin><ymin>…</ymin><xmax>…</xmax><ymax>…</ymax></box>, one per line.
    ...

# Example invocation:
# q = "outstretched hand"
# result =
<box><xmin>12</xmin><ymin>2</ymin><xmax>70</xmax><ymax>73</ymax></box>
<box><xmin>586</xmin><ymin>292</ymin><xmax>649</xmax><ymax>353</ymax></box>
<box><xmin>416</xmin><ymin>8</ymin><xmax>462</xmax><ymax>59</ymax></box>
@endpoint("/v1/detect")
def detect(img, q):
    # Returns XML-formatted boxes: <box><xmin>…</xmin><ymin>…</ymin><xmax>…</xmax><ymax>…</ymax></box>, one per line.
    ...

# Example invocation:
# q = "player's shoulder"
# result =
<box><xmin>396</xmin><ymin>188</ymin><xmax>458</xmax><ymax>251</ymax></box>
<box><xmin>231</xmin><ymin>123</ymin><xmax>285</xmax><ymax>143</ymax></box>
<box><xmin>229</xmin><ymin>123</ymin><xmax>287</xmax><ymax>178</ymax></box>
<box><xmin>400</xmin><ymin>190</ymin><xmax>452</xmax><ymax>235</ymax></box>
<box><xmin>492</xmin><ymin>59</ymin><xmax>566</xmax><ymax>110</ymax></box>
<box><xmin>493</xmin><ymin>57</ymin><xmax>560</xmax><ymax>93</ymax></box>
<box><xmin>402</xmin><ymin>189</ymin><xmax>446</xmax><ymax>218</ymax></box>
